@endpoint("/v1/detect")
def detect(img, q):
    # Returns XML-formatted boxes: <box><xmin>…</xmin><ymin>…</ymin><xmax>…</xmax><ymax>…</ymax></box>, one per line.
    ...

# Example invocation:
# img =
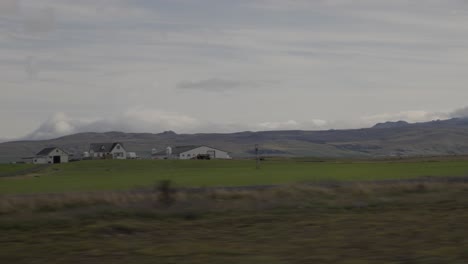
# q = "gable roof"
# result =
<box><xmin>172</xmin><ymin>146</ymin><xmax>201</xmax><ymax>155</ymax></box>
<box><xmin>89</xmin><ymin>142</ymin><xmax>125</xmax><ymax>153</ymax></box>
<box><xmin>36</xmin><ymin>147</ymin><xmax>68</xmax><ymax>156</ymax></box>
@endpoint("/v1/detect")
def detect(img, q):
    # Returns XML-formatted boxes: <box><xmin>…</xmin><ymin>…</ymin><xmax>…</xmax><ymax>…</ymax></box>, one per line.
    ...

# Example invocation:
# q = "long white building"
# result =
<box><xmin>152</xmin><ymin>145</ymin><xmax>231</xmax><ymax>160</ymax></box>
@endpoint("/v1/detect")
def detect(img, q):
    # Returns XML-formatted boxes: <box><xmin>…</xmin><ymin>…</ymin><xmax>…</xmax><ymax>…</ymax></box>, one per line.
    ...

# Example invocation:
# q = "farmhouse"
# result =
<box><xmin>33</xmin><ymin>147</ymin><xmax>69</xmax><ymax>164</ymax></box>
<box><xmin>89</xmin><ymin>142</ymin><xmax>127</xmax><ymax>159</ymax></box>
<box><xmin>152</xmin><ymin>145</ymin><xmax>231</xmax><ymax>160</ymax></box>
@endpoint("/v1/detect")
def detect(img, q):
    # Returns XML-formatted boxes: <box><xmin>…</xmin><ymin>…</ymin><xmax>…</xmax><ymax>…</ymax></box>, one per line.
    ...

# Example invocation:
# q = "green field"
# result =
<box><xmin>1</xmin><ymin>159</ymin><xmax>468</xmax><ymax>194</ymax></box>
<box><xmin>3</xmin><ymin>159</ymin><xmax>468</xmax><ymax>263</ymax></box>
<box><xmin>0</xmin><ymin>163</ymin><xmax>36</xmax><ymax>175</ymax></box>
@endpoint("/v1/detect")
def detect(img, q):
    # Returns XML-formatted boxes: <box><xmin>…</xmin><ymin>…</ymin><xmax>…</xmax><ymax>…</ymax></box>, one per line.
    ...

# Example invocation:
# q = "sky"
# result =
<box><xmin>1</xmin><ymin>0</ymin><xmax>468</xmax><ymax>140</ymax></box>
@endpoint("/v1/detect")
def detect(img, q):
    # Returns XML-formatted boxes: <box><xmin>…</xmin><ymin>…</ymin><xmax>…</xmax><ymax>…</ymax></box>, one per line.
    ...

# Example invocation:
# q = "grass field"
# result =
<box><xmin>1</xmin><ymin>182</ymin><xmax>468</xmax><ymax>263</ymax></box>
<box><xmin>0</xmin><ymin>163</ymin><xmax>36</xmax><ymax>175</ymax></box>
<box><xmin>2</xmin><ymin>159</ymin><xmax>468</xmax><ymax>194</ymax></box>
<box><xmin>2</xmin><ymin>159</ymin><xmax>468</xmax><ymax>263</ymax></box>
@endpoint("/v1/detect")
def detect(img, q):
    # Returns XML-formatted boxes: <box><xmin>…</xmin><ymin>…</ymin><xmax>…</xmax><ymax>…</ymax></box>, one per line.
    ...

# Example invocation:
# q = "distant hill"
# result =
<box><xmin>2</xmin><ymin>118</ymin><xmax>468</xmax><ymax>162</ymax></box>
<box><xmin>373</xmin><ymin>120</ymin><xmax>409</xmax><ymax>129</ymax></box>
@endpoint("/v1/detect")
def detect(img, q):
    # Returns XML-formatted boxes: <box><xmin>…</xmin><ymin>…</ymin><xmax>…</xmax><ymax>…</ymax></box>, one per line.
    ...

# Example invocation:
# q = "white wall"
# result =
<box><xmin>33</xmin><ymin>157</ymin><xmax>48</xmax><ymax>164</ymax></box>
<box><xmin>33</xmin><ymin>148</ymin><xmax>69</xmax><ymax>164</ymax></box>
<box><xmin>110</xmin><ymin>143</ymin><xmax>127</xmax><ymax>159</ymax></box>
<box><xmin>179</xmin><ymin>146</ymin><xmax>231</xmax><ymax>160</ymax></box>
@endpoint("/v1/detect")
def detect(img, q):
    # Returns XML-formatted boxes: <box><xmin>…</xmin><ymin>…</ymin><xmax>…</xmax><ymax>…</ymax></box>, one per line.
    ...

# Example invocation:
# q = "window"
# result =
<box><xmin>117</xmin><ymin>145</ymin><xmax>121</xmax><ymax>149</ymax></box>
<box><xmin>56</xmin><ymin>149</ymin><xmax>59</xmax><ymax>153</ymax></box>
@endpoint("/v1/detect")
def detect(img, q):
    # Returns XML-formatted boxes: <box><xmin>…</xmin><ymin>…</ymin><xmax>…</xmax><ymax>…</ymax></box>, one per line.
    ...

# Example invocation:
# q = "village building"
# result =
<box><xmin>152</xmin><ymin>145</ymin><xmax>231</xmax><ymax>160</ymax></box>
<box><xmin>89</xmin><ymin>142</ymin><xmax>127</xmax><ymax>159</ymax></box>
<box><xmin>32</xmin><ymin>147</ymin><xmax>69</xmax><ymax>164</ymax></box>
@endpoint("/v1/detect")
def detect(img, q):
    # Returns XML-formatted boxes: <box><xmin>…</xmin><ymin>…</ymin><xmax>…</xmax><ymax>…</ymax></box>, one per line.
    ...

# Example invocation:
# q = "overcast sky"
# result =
<box><xmin>1</xmin><ymin>0</ymin><xmax>468</xmax><ymax>140</ymax></box>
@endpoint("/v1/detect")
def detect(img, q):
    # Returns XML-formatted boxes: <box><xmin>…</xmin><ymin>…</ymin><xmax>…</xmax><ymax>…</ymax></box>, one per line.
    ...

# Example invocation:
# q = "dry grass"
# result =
<box><xmin>1</xmin><ymin>181</ymin><xmax>467</xmax><ymax>215</ymax></box>
<box><xmin>2</xmin><ymin>180</ymin><xmax>468</xmax><ymax>263</ymax></box>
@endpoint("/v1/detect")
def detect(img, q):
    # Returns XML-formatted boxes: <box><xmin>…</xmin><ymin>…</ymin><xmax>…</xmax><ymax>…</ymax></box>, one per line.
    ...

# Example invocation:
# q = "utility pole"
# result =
<box><xmin>255</xmin><ymin>144</ymin><xmax>259</xmax><ymax>169</ymax></box>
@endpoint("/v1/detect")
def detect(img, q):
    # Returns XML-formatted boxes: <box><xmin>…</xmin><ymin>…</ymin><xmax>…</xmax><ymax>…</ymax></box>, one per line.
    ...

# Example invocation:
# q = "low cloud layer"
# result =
<box><xmin>449</xmin><ymin>106</ymin><xmax>468</xmax><ymax>118</ymax></box>
<box><xmin>25</xmin><ymin>108</ymin><xmax>201</xmax><ymax>140</ymax></box>
<box><xmin>24</xmin><ymin>108</ymin><xmax>332</xmax><ymax>140</ymax></box>
<box><xmin>18</xmin><ymin>106</ymin><xmax>468</xmax><ymax>141</ymax></box>
<box><xmin>361</xmin><ymin>110</ymin><xmax>449</xmax><ymax>125</ymax></box>
<box><xmin>257</xmin><ymin>119</ymin><xmax>328</xmax><ymax>130</ymax></box>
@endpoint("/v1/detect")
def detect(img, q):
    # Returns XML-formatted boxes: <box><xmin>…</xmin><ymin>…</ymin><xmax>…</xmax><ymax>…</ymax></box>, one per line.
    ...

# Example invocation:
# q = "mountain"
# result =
<box><xmin>2</xmin><ymin>118</ymin><xmax>468</xmax><ymax>163</ymax></box>
<box><xmin>373</xmin><ymin>120</ymin><xmax>409</xmax><ymax>129</ymax></box>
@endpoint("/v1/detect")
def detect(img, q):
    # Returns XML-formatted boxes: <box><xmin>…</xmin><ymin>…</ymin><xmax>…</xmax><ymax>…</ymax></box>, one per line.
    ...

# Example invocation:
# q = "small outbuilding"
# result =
<box><xmin>89</xmin><ymin>142</ymin><xmax>127</xmax><ymax>159</ymax></box>
<box><xmin>33</xmin><ymin>147</ymin><xmax>69</xmax><ymax>164</ymax></box>
<box><xmin>152</xmin><ymin>145</ymin><xmax>231</xmax><ymax>160</ymax></box>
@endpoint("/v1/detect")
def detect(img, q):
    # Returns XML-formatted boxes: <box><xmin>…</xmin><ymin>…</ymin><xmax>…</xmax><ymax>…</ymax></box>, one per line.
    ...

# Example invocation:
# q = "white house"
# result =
<box><xmin>89</xmin><ymin>142</ymin><xmax>127</xmax><ymax>159</ymax></box>
<box><xmin>152</xmin><ymin>145</ymin><xmax>231</xmax><ymax>160</ymax></box>
<box><xmin>33</xmin><ymin>147</ymin><xmax>69</xmax><ymax>164</ymax></box>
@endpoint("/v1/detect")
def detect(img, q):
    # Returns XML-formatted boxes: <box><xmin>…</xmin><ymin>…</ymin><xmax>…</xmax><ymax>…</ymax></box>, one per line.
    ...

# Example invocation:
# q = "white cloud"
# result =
<box><xmin>24</xmin><ymin>110</ymin><xmax>331</xmax><ymax>140</ymax></box>
<box><xmin>24</xmin><ymin>108</ymin><xmax>202</xmax><ymax>140</ymax></box>
<box><xmin>257</xmin><ymin>120</ymin><xmax>300</xmax><ymax>130</ymax></box>
<box><xmin>360</xmin><ymin>111</ymin><xmax>449</xmax><ymax>125</ymax></box>
<box><xmin>16</xmin><ymin>105</ymin><xmax>468</xmax><ymax>141</ymax></box>
<box><xmin>26</xmin><ymin>112</ymin><xmax>79</xmax><ymax>140</ymax></box>
<box><xmin>450</xmin><ymin>106</ymin><xmax>468</xmax><ymax>118</ymax></box>
<box><xmin>121</xmin><ymin>107</ymin><xmax>199</xmax><ymax>131</ymax></box>
<box><xmin>256</xmin><ymin>119</ymin><xmax>327</xmax><ymax>130</ymax></box>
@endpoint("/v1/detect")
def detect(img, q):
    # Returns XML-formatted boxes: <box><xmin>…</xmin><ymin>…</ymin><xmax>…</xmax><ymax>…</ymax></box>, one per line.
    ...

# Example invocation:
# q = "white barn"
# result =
<box><xmin>33</xmin><ymin>147</ymin><xmax>69</xmax><ymax>164</ymax></box>
<box><xmin>153</xmin><ymin>145</ymin><xmax>231</xmax><ymax>160</ymax></box>
<box><xmin>89</xmin><ymin>142</ymin><xmax>127</xmax><ymax>159</ymax></box>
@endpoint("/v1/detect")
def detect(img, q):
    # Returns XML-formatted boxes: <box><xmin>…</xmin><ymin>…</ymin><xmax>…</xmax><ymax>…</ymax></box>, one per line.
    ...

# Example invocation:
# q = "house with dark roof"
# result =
<box><xmin>89</xmin><ymin>142</ymin><xmax>127</xmax><ymax>159</ymax></box>
<box><xmin>152</xmin><ymin>145</ymin><xmax>231</xmax><ymax>160</ymax></box>
<box><xmin>33</xmin><ymin>147</ymin><xmax>69</xmax><ymax>164</ymax></box>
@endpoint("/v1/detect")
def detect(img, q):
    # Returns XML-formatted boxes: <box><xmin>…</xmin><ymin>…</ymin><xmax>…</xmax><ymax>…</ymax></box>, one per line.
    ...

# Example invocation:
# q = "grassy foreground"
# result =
<box><xmin>1</xmin><ymin>181</ymin><xmax>468</xmax><ymax>263</ymax></box>
<box><xmin>2</xmin><ymin>159</ymin><xmax>468</xmax><ymax>194</ymax></box>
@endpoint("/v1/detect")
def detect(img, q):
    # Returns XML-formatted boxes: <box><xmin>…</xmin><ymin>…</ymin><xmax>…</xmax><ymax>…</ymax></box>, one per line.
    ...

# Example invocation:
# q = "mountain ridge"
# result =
<box><xmin>2</xmin><ymin>118</ymin><xmax>468</xmax><ymax>162</ymax></box>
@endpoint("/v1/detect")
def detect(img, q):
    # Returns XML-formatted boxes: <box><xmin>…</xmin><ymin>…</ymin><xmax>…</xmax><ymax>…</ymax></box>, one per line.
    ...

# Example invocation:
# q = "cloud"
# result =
<box><xmin>257</xmin><ymin>119</ymin><xmax>327</xmax><ymax>130</ymax></box>
<box><xmin>257</xmin><ymin>120</ymin><xmax>300</xmax><ymax>130</ymax></box>
<box><xmin>0</xmin><ymin>0</ymin><xmax>19</xmax><ymax>16</ymax></box>
<box><xmin>360</xmin><ymin>111</ymin><xmax>449</xmax><ymax>125</ymax></box>
<box><xmin>18</xmin><ymin>105</ymin><xmax>468</xmax><ymax>141</ymax></box>
<box><xmin>177</xmin><ymin>78</ymin><xmax>243</xmax><ymax>91</ymax></box>
<box><xmin>22</xmin><ymin>7</ymin><xmax>56</xmax><ymax>33</ymax></box>
<box><xmin>176</xmin><ymin>78</ymin><xmax>275</xmax><ymax>92</ymax></box>
<box><xmin>449</xmin><ymin>106</ymin><xmax>468</xmax><ymax>118</ymax></box>
<box><xmin>24</xmin><ymin>108</ymin><xmax>201</xmax><ymax>140</ymax></box>
<box><xmin>26</xmin><ymin>112</ymin><xmax>80</xmax><ymax>140</ymax></box>
<box><xmin>23</xmin><ymin>108</ymin><xmax>330</xmax><ymax>140</ymax></box>
<box><xmin>2</xmin><ymin>1</ymin><xmax>468</xmax><ymax>139</ymax></box>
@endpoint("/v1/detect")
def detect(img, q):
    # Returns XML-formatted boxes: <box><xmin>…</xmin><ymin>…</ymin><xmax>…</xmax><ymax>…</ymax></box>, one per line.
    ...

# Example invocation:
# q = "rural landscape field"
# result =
<box><xmin>3</xmin><ymin>0</ymin><xmax>468</xmax><ymax>263</ymax></box>
<box><xmin>2</xmin><ymin>158</ymin><xmax>468</xmax><ymax>263</ymax></box>
<box><xmin>2</xmin><ymin>158</ymin><xmax>468</xmax><ymax>194</ymax></box>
